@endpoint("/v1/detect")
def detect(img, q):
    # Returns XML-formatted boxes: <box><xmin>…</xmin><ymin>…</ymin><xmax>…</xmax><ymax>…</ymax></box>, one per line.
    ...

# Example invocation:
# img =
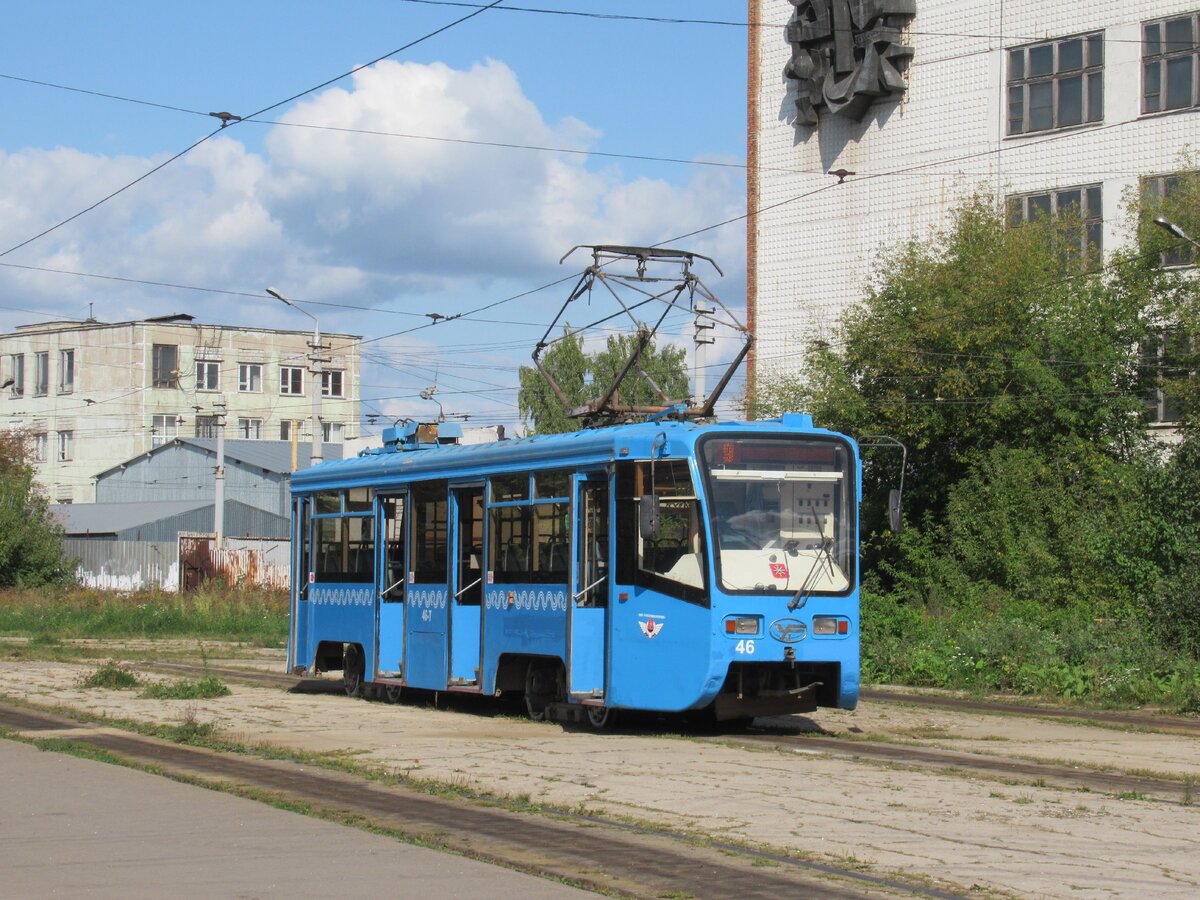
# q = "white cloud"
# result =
<box><xmin>0</xmin><ymin>58</ymin><xmax>745</xmax><ymax>426</ymax></box>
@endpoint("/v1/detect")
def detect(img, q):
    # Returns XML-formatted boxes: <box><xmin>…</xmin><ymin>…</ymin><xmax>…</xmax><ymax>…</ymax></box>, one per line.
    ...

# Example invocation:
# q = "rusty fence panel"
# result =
<box><xmin>178</xmin><ymin>533</ymin><xmax>291</xmax><ymax>592</ymax></box>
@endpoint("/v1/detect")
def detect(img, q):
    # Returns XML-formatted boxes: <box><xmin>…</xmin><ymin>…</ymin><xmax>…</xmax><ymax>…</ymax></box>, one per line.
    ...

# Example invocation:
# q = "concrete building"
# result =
<box><xmin>0</xmin><ymin>314</ymin><xmax>361</xmax><ymax>502</ymax></box>
<box><xmin>748</xmin><ymin>0</ymin><xmax>1198</xmax><ymax>429</ymax></box>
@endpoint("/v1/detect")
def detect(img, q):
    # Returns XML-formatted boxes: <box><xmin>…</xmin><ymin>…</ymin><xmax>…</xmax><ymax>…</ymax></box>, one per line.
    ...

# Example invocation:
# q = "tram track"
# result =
<box><xmin>0</xmin><ymin>701</ymin><xmax>961</xmax><ymax>899</ymax></box>
<box><xmin>859</xmin><ymin>687</ymin><xmax>1200</xmax><ymax>737</ymax></box>
<box><xmin>139</xmin><ymin>660</ymin><xmax>1197</xmax><ymax>805</ymax></box>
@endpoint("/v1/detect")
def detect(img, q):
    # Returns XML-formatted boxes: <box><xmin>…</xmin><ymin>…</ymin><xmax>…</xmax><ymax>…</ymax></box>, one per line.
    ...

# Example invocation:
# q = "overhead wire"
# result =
<box><xmin>0</xmin><ymin>0</ymin><xmax>510</xmax><ymax>261</ymax></box>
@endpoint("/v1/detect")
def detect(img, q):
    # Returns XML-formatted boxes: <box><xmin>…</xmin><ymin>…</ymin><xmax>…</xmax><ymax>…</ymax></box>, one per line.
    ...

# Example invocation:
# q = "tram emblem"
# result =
<box><xmin>769</xmin><ymin>618</ymin><xmax>808</xmax><ymax>643</ymax></box>
<box><xmin>638</xmin><ymin>614</ymin><xmax>665</xmax><ymax>639</ymax></box>
<box><xmin>769</xmin><ymin>562</ymin><xmax>789</xmax><ymax>579</ymax></box>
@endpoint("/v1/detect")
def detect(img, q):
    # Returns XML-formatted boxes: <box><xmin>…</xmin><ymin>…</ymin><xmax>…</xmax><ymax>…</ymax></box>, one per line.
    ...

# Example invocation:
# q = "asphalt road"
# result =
<box><xmin>0</xmin><ymin>739</ymin><xmax>584</xmax><ymax>899</ymax></box>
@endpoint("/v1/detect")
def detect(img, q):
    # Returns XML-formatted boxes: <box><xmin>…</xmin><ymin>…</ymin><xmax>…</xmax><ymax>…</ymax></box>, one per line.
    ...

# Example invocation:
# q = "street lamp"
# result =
<box><xmin>1153</xmin><ymin>215</ymin><xmax>1200</xmax><ymax>250</ymax></box>
<box><xmin>267</xmin><ymin>287</ymin><xmax>324</xmax><ymax>465</ymax></box>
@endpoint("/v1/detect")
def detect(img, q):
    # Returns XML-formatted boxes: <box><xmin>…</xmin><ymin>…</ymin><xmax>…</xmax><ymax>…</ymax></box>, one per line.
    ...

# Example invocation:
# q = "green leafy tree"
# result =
<box><xmin>0</xmin><ymin>432</ymin><xmax>72</xmax><ymax>587</ymax></box>
<box><xmin>751</xmin><ymin>188</ymin><xmax>1200</xmax><ymax>630</ymax></box>
<box><xmin>518</xmin><ymin>328</ymin><xmax>690</xmax><ymax>434</ymax></box>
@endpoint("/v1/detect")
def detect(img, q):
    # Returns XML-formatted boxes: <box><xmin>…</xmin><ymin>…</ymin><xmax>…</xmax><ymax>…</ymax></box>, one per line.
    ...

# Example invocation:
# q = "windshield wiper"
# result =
<box><xmin>787</xmin><ymin>505</ymin><xmax>836</xmax><ymax>612</ymax></box>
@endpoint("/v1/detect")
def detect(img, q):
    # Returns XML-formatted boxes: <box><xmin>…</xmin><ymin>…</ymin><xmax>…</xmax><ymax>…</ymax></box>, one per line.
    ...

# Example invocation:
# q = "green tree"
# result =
<box><xmin>0</xmin><ymin>432</ymin><xmax>72</xmax><ymax>587</ymax></box>
<box><xmin>518</xmin><ymin>328</ymin><xmax>690</xmax><ymax>434</ymax></box>
<box><xmin>751</xmin><ymin>188</ymin><xmax>1200</xmax><ymax>628</ymax></box>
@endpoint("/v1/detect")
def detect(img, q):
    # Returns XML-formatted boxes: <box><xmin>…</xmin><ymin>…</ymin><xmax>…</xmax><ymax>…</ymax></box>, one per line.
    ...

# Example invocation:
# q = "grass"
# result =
<box><xmin>78</xmin><ymin>660</ymin><xmax>139</xmax><ymax>690</ymax></box>
<box><xmin>0</xmin><ymin>585</ymin><xmax>287</xmax><ymax>645</ymax></box>
<box><xmin>861</xmin><ymin>591</ymin><xmax>1200</xmax><ymax>715</ymax></box>
<box><xmin>140</xmin><ymin>675</ymin><xmax>230</xmax><ymax>700</ymax></box>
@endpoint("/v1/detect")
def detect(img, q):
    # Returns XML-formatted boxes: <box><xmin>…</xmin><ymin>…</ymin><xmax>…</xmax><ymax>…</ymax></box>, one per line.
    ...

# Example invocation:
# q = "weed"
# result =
<box><xmin>1013</xmin><ymin>795</ymin><xmax>1034</xmax><ymax>805</ymax></box>
<box><xmin>1116</xmin><ymin>791</ymin><xmax>1147</xmax><ymax>801</ymax></box>
<box><xmin>78</xmin><ymin>660</ymin><xmax>139</xmax><ymax>690</ymax></box>
<box><xmin>1183</xmin><ymin>777</ymin><xmax>1195</xmax><ymax>807</ymax></box>
<box><xmin>141</xmin><ymin>675</ymin><xmax>230</xmax><ymax>700</ymax></box>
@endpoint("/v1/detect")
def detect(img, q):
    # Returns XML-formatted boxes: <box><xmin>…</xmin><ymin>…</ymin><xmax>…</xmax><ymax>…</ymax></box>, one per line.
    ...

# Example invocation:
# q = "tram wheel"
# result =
<box><xmin>586</xmin><ymin>705</ymin><xmax>613</xmax><ymax>730</ymax></box>
<box><xmin>383</xmin><ymin>684</ymin><xmax>403</xmax><ymax>704</ymax></box>
<box><xmin>342</xmin><ymin>644</ymin><xmax>364</xmax><ymax>698</ymax></box>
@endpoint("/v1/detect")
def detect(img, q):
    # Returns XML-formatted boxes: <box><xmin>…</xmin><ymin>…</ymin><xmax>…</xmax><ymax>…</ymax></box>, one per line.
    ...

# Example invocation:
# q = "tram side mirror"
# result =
<box><xmin>639</xmin><ymin>494</ymin><xmax>661</xmax><ymax>541</ymax></box>
<box><xmin>888</xmin><ymin>489</ymin><xmax>903</xmax><ymax>534</ymax></box>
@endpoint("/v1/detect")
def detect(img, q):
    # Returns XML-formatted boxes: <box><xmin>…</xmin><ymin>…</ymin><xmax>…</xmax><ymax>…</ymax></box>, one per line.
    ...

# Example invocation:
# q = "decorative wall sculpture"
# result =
<box><xmin>784</xmin><ymin>0</ymin><xmax>916</xmax><ymax>126</ymax></box>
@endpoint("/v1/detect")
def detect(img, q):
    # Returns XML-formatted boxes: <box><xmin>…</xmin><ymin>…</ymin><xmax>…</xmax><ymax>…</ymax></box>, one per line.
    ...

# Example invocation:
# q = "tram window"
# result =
<box><xmin>700</xmin><ymin>436</ymin><xmax>853</xmax><ymax>595</ymax></box>
<box><xmin>313</xmin><ymin>516</ymin><xmax>374</xmax><ymax>583</ymax></box>
<box><xmin>411</xmin><ymin>482</ymin><xmax>448</xmax><ymax>583</ymax></box>
<box><xmin>491</xmin><ymin>473</ymin><xmax>529</xmax><ymax>502</ymax></box>
<box><xmin>490</xmin><ymin>506</ymin><xmax>531</xmax><ymax>582</ymax></box>
<box><xmin>615</xmin><ymin>460</ymin><xmax>706</xmax><ymax>600</ymax></box>
<box><xmin>534</xmin><ymin>469</ymin><xmax>570</xmax><ymax>499</ymax></box>
<box><xmin>315</xmin><ymin>491</ymin><xmax>340</xmax><ymax>514</ymax></box>
<box><xmin>345</xmin><ymin>488</ymin><xmax>371</xmax><ymax>512</ymax></box>
<box><xmin>489</xmin><ymin>500</ymin><xmax>568</xmax><ymax>583</ymax></box>
<box><xmin>382</xmin><ymin>497</ymin><xmax>406</xmax><ymax>602</ymax></box>
<box><xmin>534</xmin><ymin>502</ymin><xmax>569</xmax><ymax>581</ymax></box>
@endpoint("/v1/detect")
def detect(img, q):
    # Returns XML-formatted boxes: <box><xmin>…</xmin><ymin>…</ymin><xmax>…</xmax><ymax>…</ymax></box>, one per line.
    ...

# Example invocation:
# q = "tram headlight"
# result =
<box><xmin>724</xmin><ymin>616</ymin><xmax>760</xmax><ymax>635</ymax></box>
<box><xmin>812</xmin><ymin>616</ymin><xmax>840</xmax><ymax>635</ymax></box>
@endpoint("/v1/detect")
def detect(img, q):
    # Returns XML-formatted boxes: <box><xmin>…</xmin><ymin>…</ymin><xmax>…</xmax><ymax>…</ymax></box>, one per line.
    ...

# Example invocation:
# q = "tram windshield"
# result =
<box><xmin>700</xmin><ymin>436</ymin><xmax>854</xmax><ymax>595</ymax></box>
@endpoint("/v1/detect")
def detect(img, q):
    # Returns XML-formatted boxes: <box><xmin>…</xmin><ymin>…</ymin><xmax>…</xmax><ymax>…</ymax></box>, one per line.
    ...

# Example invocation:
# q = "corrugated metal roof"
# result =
<box><xmin>51</xmin><ymin>500</ymin><xmax>211</xmax><ymax>535</ymax></box>
<box><xmin>93</xmin><ymin>438</ymin><xmax>345</xmax><ymax>480</ymax></box>
<box><xmin>178</xmin><ymin>438</ymin><xmax>345</xmax><ymax>473</ymax></box>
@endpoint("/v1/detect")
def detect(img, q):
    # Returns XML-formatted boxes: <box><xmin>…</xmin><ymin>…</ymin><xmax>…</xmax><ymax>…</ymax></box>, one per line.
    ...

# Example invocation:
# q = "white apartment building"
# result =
<box><xmin>749</xmin><ymin>0</ymin><xmax>1199</xmax><ymax>424</ymax></box>
<box><xmin>1</xmin><ymin>314</ymin><xmax>361</xmax><ymax>503</ymax></box>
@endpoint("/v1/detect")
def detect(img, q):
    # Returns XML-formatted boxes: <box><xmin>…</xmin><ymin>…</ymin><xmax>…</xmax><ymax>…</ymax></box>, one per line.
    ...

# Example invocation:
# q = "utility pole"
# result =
<box><xmin>267</xmin><ymin>287</ymin><xmax>324</xmax><ymax>466</ymax></box>
<box><xmin>693</xmin><ymin>299</ymin><xmax>716</xmax><ymax>404</ymax></box>
<box><xmin>214</xmin><ymin>394</ymin><xmax>226</xmax><ymax>549</ymax></box>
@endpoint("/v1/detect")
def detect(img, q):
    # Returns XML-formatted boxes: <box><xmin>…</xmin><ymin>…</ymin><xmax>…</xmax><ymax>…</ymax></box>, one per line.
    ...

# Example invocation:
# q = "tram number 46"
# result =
<box><xmin>421</xmin><ymin>609</ymin><xmax>432</xmax><ymax>623</ymax></box>
<box><xmin>734</xmin><ymin>639</ymin><xmax>755</xmax><ymax>655</ymax></box>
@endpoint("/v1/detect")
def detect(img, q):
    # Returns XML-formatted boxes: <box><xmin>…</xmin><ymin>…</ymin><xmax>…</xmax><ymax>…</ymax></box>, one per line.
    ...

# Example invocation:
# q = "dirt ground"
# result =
<box><xmin>2</xmin><ymin>648</ymin><xmax>1198</xmax><ymax>898</ymax></box>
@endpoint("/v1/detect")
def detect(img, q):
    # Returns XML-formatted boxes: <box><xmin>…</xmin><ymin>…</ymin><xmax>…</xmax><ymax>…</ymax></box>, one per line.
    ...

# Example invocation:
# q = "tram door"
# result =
<box><xmin>374</xmin><ymin>494</ymin><xmax>407</xmax><ymax>679</ymax></box>
<box><xmin>448</xmin><ymin>485</ymin><xmax>485</xmax><ymax>685</ymax></box>
<box><xmin>288</xmin><ymin>497</ymin><xmax>310</xmax><ymax>674</ymax></box>
<box><xmin>569</xmin><ymin>476</ymin><xmax>609</xmax><ymax>699</ymax></box>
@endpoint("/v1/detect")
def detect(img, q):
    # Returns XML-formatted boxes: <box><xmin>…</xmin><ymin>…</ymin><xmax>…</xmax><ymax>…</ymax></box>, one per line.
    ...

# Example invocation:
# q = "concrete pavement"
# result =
<box><xmin>0</xmin><ymin>738</ymin><xmax>585</xmax><ymax>898</ymax></box>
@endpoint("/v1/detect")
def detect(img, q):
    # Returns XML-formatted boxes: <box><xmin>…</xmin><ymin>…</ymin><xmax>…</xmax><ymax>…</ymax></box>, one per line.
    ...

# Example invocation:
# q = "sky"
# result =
<box><xmin>0</xmin><ymin>1</ymin><xmax>752</xmax><ymax>432</ymax></box>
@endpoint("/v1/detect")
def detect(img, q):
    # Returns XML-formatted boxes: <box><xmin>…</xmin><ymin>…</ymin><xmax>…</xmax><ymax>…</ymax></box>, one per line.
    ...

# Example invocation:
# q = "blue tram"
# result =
<box><xmin>287</xmin><ymin>413</ymin><xmax>860</xmax><ymax>724</ymax></box>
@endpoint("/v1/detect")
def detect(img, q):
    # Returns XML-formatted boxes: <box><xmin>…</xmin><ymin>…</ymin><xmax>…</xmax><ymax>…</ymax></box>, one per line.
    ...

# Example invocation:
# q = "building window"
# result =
<box><xmin>238</xmin><ymin>417</ymin><xmax>263</xmax><ymax>439</ymax></box>
<box><xmin>1143</xmin><ymin>331</ymin><xmax>1196</xmax><ymax>424</ymax></box>
<box><xmin>1143</xmin><ymin>14</ymin><xmax>1199</xmax><ymax>113</ymax></box>
<box><xmin>7</xmin><ymin>354</ymin><xmax>23</xmax><ymax>397</ymax></box>
<box><xmin>34</xmin><ymin>351</ymin><xmax>49</xmax><ymax>396</ymax></box>
<box><xmin>322</xmin><ymin>421</ymin><xmax>344</xmax><ymax>443</ymax></box>
<box><xmin>280</xmin><ymin>366</ymin><xmax>304</xmax><ymax>395</ymax></box>
<box><xmin>33</xmin><ymin>432</ymin><xmax>47</xmax><ymax>462</ymax></box>
<box><xmin>1007</xmin><ymin>32</ymin><xmax>1104</xmax><ymax>135</ymax></box>
<box><xmin>58</xmin><ymin>349</ymin><xmax>74</xmax><ymax>393</ymax></box>
<box><xmin>321</xmin><ymin>370</ymin><xmax>344</xmax><ymax>398</ymax></box>
<box><xmin>151</xmin><ymin>414</ymin><xmax>178</xmax><ymax>447</ymax></box>
<box><xmin>1007</xmin><ymin>184</ymin><xmax>1103</xmax><ymax>268</ymax></box>
<box><xmin>195</xmin><ymin>415</ymin><xmax>219</xmax><ymax>438</ymax></box>
<box><xmin>196</xmin><ymin>361</ymin><xmax>220</xmax><ymax>392</ymax></box>
<box><xmin>1143</xmin><ymin>173</ymin><xmax>1197</xmax><ymax>268</ymax></box>
<box><xmin>152</xmin><ymin>344</ymin><xmax>179</xmax><ymax>388</ymax></box>
<box><xmin>238</xmin><ymin>363</ymin><xmax>262</xmax><ymax>393</ymax></box>
<box><xmin>58</xmin><ymin>431</ymin><xmax>73</xmax><ymax>462</ymax></box>
<box><xmin>281</xmin><ymin>419</ymin><xmax>298</xmax><ymax>441</ymax></box>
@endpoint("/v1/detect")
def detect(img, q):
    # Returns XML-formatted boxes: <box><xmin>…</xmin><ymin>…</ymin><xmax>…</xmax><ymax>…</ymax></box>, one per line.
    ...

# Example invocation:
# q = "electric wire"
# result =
<box><xmin>0</xmin><ymin>0</ymin><xmax>509</xmax><ymax>260</ymax></box>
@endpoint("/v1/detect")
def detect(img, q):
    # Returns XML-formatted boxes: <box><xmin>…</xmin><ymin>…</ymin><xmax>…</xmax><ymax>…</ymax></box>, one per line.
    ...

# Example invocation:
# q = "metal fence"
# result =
<box><xmin>65</xmin><ymin>534</ymin><xmax>291</xmax><ymax>592</ymax></box>
<box><xmin>65</xmin><ymin>539</ymin><xmax>180</xmax><ymax>591</ymax></box>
